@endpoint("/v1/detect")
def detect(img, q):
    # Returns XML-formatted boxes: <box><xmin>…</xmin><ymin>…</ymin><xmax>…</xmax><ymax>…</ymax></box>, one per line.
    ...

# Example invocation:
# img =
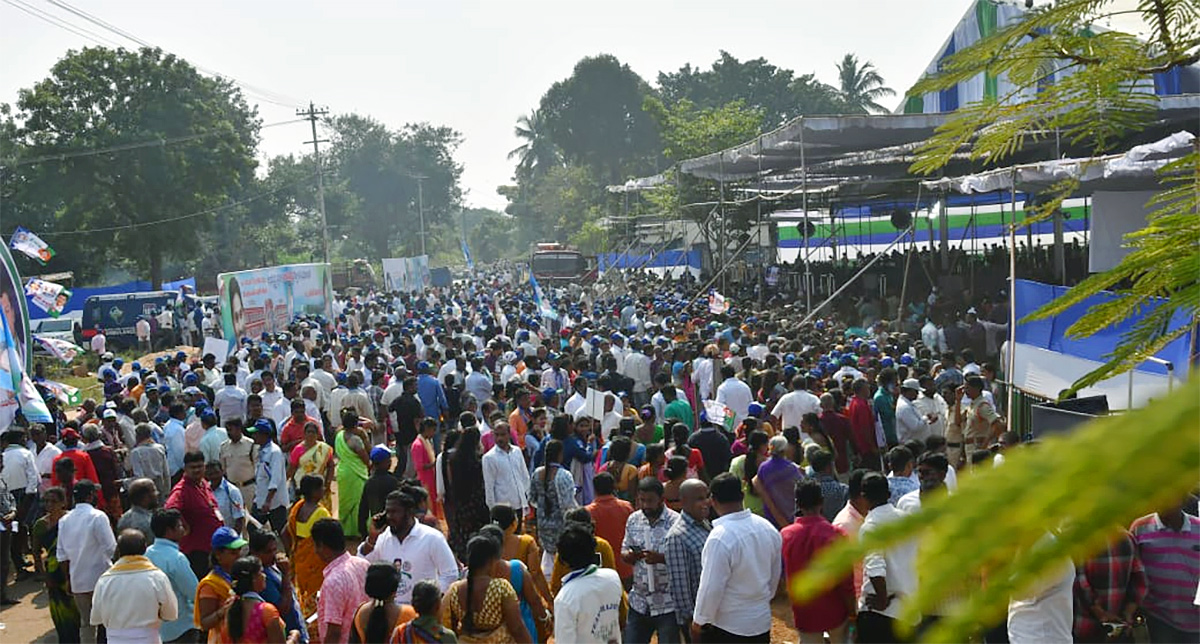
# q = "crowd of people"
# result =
<box><xmin>0</xmin><ymin>262</ymin><xmax>1195</xmax><ymax>644</ymax></box>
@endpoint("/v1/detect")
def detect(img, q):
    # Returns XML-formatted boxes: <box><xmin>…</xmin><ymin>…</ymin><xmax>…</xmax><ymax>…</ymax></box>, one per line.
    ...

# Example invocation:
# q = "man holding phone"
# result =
<box><xmin>621</xmin><ymin>477</ymin><xmax>681</xmax><ymax>643</ymax></box>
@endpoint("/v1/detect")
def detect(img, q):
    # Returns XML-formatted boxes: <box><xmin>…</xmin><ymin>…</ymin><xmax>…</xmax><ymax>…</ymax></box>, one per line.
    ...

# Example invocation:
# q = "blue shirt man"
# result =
<box><xmin>416</xmin><ymin>363</ymin><xmax>449</xmax><ymax>422</ymax></box>
<box><xmin>145</xmin><ymin>510</ymin><xmax>199</xmax><ymax>643</ymax></box>
<box><xmin>162</xmin><ymin>413</ymin><xmax>187</xmax><ymax>477</ymax></box>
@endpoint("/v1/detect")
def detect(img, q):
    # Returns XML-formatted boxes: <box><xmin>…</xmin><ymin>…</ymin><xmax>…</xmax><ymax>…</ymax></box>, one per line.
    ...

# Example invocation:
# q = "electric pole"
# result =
<box><xmin>298</xmin><ymin>101</ymin><xmax>330</xmax><ymax>264</ymax></box>
<box><xmin>415</xmin><ymin>175</ymin><xmax>427</xmax><ymax>256</ymax></box>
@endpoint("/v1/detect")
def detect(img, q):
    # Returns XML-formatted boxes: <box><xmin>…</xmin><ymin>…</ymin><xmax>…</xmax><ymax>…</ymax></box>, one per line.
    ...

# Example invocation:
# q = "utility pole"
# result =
<box><xmin>415</xmin><ymin>175</ymin><xmax>427</xmax><ymax>256</ymax></box>
<box><xmin>298</xmin><ymin>101</ymin><xmax>330</xmax><ymax>264</ymax></box>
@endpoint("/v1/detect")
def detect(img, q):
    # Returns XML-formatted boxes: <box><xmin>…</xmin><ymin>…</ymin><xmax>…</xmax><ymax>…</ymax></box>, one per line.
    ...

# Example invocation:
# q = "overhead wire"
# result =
<box><xmin>1</xmin><ymin>0</ymin><xmax>122</xmax><ymax>47</ymax></box>
<box><xmin>2</xmin><ymin>117</ymin><xmax>307</xmax><ymax>167</ymax></box>
<box><xmin>41</xmin><ymin>0</ymin><xmax>305</xmax><ymax>108</ymax></box>
<box><xmin>30</xmin><ymin>170</ymin><xmax>319</xmax><ymax>237</ymax></box>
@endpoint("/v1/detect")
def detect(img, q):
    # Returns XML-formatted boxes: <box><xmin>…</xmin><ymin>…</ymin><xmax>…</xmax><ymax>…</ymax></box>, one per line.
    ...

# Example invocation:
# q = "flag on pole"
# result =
<box><xmin>0</xmin><ymin>304</ymin><xmax>50</xmax><ymax>423</ymax></box>
<box><xmin>25</xmin><ymin>278</ymin><xmax>71</xmax><ymax>317</ymax></box>
<box><xmin>530</xmin><ymin>274</ymin><xmax>559</xmax><ymax>321</ymax></box>
<box><xmin>461</xmin><ymin>238</ymin><xmax>475</xmax><ymax>271</ymax></box>
<box><xmin>40</xmin><ymin>378</ymin><xmax>82</xmax><ymax>406</ymax></box>
<box><xmin>10</xmin><ymin>226</ymin><xmax>54</xmax><ymax>264</ymax></box>
<box><xmin>34</xmin><ymin>335</ymin><xmax>82</xmax><ymax>364</ymax></box>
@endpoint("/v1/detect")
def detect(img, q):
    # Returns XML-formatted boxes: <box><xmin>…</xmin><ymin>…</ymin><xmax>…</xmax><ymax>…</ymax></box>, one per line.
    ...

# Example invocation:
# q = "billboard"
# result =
<box><xmin>0</xmin><ymin>237</ymin><xmax>31</xmax><ymax>372</ymax></box>
<box><xmin>382</xmin><ymin>256</ymin><xmax>431</xmax><ymax>293</ymax></box>
<box><xmin>217</xmin><ymin>263</ymin><xmax>331</xmax><ymax>344</ymax></box>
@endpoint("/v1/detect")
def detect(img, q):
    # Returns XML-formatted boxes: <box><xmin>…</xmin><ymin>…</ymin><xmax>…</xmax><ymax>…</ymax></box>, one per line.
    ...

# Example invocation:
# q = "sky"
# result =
<box><xmin>0</xmin><ymin>0</ymin><xmax>984</xmax><ymax>211</ymax></box>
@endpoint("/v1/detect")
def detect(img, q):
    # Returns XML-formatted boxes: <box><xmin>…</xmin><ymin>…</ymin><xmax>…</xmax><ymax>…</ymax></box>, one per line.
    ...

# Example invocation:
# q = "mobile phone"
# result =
<box><xmin>592</xmin><ymin>552</ymin><xmax>603</xmax><ymax>566</ymax></box>
<box><xmin>372</xmin><ymin>513</ymin><xmax>386</xmax><ymax>530</ymax></box>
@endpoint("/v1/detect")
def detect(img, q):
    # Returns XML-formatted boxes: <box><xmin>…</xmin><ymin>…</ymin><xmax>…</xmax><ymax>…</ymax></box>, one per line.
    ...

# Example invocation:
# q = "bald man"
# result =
<box><xmin>663</xmin><ymin>479</ymin><xmax>712</xmax><ymax>641</ymax></box>
<box><xmin>116</xmin><ymin>478</ymin><xmax>159</xmax><ymax>544</ymax></box>
<box><xmin>90</xmin><ymin>529</ymin><xmax>178</xmax><ymax>643</ymax></box>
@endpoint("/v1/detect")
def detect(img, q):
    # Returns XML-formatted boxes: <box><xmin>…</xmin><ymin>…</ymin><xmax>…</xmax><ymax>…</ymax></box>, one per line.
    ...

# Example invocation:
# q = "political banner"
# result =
<box><xmin>25</xmin><ymin>278</ymin><xmax>71</xmax><ymax>317</ymax></box>
<box><xmin>10</xmin><ymin>226</ymin><xmax>54</xmax><ymax>264</ymax></box>
<box><xmin>33</xmin><ymin>335</ymin><xmax>82</xmax><ymax>364</ymax></box>
<box><xmin>382</xmin><ymin>255</ymin><xmax>432</xmax><ymax>293</ymax></box>
<box><xmin>41</xmin><ymin>378</ymin><xmax>82</xmax><ymax>406</ymax></box>
<box><xmin>702</xmin><ymin>399</ymin><xmax>736</xmax><ymax>432</ymax></box>
<box><xmin>0</xmin><ymin>302</ymin><xmax>50</xmax><ymax>425</ymax></box>
<box><xmin>461</xmin><ymin>239</ymin><xmax>475</xmax><ymax>271</ymax></box>
<box><xmin>0</xmin><ymin>236</ymin><xmax>30</xmax><ymax>373</ymax></box>
<box><xmin>218</xmin><ymin>263</ymin><xmax>332</xmax><ymax>346</ymax></box>
<box><xmin>530</xmin><ymin>274</ymin><xmax>558</xmax><ymax>321</ymax></box>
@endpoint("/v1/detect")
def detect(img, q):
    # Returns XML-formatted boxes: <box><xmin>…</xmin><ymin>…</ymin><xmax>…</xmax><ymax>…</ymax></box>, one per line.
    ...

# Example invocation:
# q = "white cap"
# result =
<box><xmin>963</xmin><ymin>364</ymin><xmax>982</xmax><ymax>376</ymax></box>
<box><xmin>901</xmin><ymin>378</ymin><xmax>921</xmax><ymax>390</ymax></box>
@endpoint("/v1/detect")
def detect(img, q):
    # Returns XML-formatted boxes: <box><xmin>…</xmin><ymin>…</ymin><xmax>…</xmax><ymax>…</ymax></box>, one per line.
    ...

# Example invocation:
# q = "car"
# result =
<box><xmin>31</xmin><ymin>317</ymin><xmax>76</xmax><ymax>344</ymax></box>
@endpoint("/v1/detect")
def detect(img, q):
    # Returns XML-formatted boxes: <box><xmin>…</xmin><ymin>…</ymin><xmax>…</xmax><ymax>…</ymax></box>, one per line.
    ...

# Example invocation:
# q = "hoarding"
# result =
<box><xmin>217</xmin><ymin>263</ymin><xmax>331</xmax><ymax>344</ymax></box>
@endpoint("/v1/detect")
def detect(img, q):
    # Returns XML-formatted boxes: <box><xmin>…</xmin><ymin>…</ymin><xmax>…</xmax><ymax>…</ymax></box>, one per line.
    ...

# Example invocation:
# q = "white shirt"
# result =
<box><xmin>57</xmin><ymin>502</ymin><xmax>117</xmax><ymax>593</ymax></box>
<box><xmin>254</xmin><ymin>442</ymin><xmax>289</xmax><ymax>510</ymax></box>
<box><xmin>860</xmin><ymin>504</ymin><xmax>919</xmax><ymax>622</ymax></box>
<box><xmin>214</xmin><ymin>385</ymin><xmax>248</xmax><ymax>423</ymax></box>
<box><xmin>621</xmin><ymin>351</ymin><xmax>653</xmax><ymax>393</ymax></box>
<box><xmin>912</xmin><ymin>393</ymin><xmax>948</xmax><ymax>438</ymax></box>
<box><xmin>90</xmin><ymin>559</ymin><xmax>178</xmax><ymax>644</ymax></box>
<box><xmin>715</xmin><ymin>377</ymin><xmax>754</xmax><ymax>428</ymax></box>
<box><xmin>895</xmin><ymin>395</ymin><xmax>930</xmax><ymax>444</ymax></box>
<box><xmin>482</xmin><ymin>443</ymin><xmax>530</xmax><ymax>510</ymax></box>
<box><xmin>563</xmin><ymin>392</ymin><xmax>586</xmax><ymax>419</ymax></box>
<box><xmin>1007</xmin><ymin>556</ymin><xmax>1076</xmax><ymax>643</ymax></box>
<box><xmin>770</xmin><ymin>389</ymin><xmax>821</xmax><ymax>431</ymax></box>
<box><xmin>259</xmin><ymin>389</ymin><xmax>284</xmax><ymax>416</ymax></box>
<box><xmin>693</xmin><ymin>509</ymin><xmax>782</xmax><ymax>636</ymax></box>
<box><xmin>555</xmin><ymin>566</ymin><xmax>624</xmax><ymax>644</ymax></box>
<box><xmin>358</xmin><ymin>522</ymin><xmax>458</xmax><ymax>604</ymax></box>
<box><xmin>90</xmin><ymin>333</ymin><xmax>106</xmax><ymax>354</ymax></box>
<box><xmin>33</xmin><ymin>442</ymin><xmax>62</xmax><ymax>493</ymax></box>
<box><xmin>136</xmin><ymin>319</ymin><xmax>151</xmax><ymax>341</ymax></box>
<box><xmin>651</xmin><ymin>388</ymin><xmax>687</xmax><ymax>427</ymax></box>
<box><xmin>692</xmin><ymin>358</ymin><xmax>715</xmax><ymax>400</ymax></box>
<box><xmin>2</xmin><ymin>444</ymin><xmax>39</xmax><ymax>494</ymax></box>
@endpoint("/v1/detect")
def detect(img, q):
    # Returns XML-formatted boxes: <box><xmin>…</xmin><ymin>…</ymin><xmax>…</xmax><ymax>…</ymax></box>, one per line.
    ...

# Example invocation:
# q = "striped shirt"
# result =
<box><xmin>1129</xmin><ymin>512</ymin><xmax>1200</xmax><ymax>632</ymax></box>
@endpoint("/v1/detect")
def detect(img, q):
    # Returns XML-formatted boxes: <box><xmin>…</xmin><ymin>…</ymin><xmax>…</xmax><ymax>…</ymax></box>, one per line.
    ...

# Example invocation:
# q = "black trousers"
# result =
<box><xmin>699</xmin><ymin>625</ymin><xmax>769</xmax><ymax>643</ymax></box>
<box><xmin>858</xmin><ymin>611</ymin><xmax>904</xmax><ymax>643</ymax></box>
<box><xmin>185</xmin><ymin>549</ymin><xmax>210</xmax><ymax>581</ymax></box>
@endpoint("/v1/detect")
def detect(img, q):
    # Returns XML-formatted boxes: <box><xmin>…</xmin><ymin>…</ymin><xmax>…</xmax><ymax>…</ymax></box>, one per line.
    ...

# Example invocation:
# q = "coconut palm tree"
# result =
<box><xmin>507</xmin><ymin>109</ymin><xmax>561</xmax><ymax>179</ymax></box>
<box><xmin>835</xmin><ymin>53</ymin><xmax>895</xmax><ymax>114</ymax></box>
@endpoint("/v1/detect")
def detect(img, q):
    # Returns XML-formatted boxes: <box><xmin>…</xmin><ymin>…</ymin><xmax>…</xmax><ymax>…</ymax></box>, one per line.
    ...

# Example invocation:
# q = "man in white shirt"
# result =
<box><xmin>714</xmin><ymin>365</ymin><xmax>753</xmax><ymax>429</ymax></box>
<box><xmin>213</xmin><ymin>373</ymin><xmax>248</xmax><ymax>426</ymax></box>
<box><xmin>57</xmin><ymin>480</ymin><xmax>117</xmax><ymax>644</ymax></box>
<box><xmin>482</xmin><ymin>422</ymin><xmax>529</xmax><ymax>511</ymax></box>
<box><xmin>692</xmin><ymin>473</ymin><xmax>781</xmax><ymax>642</ymax></box>
<box><xmin>621</xmin><ymin>341</ymin><xmax>653</xmax><ymax>408</ymax></box>
<box><xmin>555</xmin><ymin>523</ymin><xmax>625</xmax><ymax>644</ymax></box>
<box><xmin>136</xmin><ymin>316</ymin><xmax>152</xmax><ymax>353</ymax></box>
<box><xmin>895</xmin><ymin>379</ymin><xmax>932</xmax><ymax>445</ymax></box>
<box><xmin>563</xmin><ymin>377</ymin><xmax>588</xmax><ymax>420</ymax></box>
<box><xmin>770</xmin><ymin>374</ymin><xmax>821</xmax><ymax>435</ymax></box>
<box><xmin>89</xmin><ymin>328</ymin><xmax>106</xmax><ymax>356</ymax></box>
<box><xmin>913</xmin><ymin>376</ymin><xmax>949</xmax><ymax>439</ymax></box>
<box><xmin>257</xmin><ymin>370</ymin><xmax>284</xmax><ymax>417</ymax></box>
<box><xmin>90</xmin><ymin>529</ymin><xmax>178</xmax><ymax>644</ymax></box>
<box><xmin>358</xmin><ymin>487</ymin><xmax>458</xmax><ymax>604</ymax></box>
<box><xmin>29</xmin><ymin>424</ymin><xmax>61</xmax><ymax>494</ymax></box>
<box><xmin>857</xmin><ymin>472</ymin><xmax>919</xmax><ymax>642</ymax></box>
<box><xmin>650</xmin><ymin>374</ymin><xmax>687</xmax><ymax>428</ymax></box>
<box><xmin>251</xmin><ymin>421</ymin><xmax>290</xmax><ymax>533</ymax></box>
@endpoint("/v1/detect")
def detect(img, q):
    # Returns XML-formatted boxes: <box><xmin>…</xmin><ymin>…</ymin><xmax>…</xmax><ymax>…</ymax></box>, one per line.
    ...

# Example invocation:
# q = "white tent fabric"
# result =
<box><xmin>1004</xmin><ymin>342</ymin><xmax>1184</xmax><ymax>410</ymax></box>
<box><xmin>920</xmin><ymin>131</ymin><xmax>1196</xmax><ymax>195</ymax></box>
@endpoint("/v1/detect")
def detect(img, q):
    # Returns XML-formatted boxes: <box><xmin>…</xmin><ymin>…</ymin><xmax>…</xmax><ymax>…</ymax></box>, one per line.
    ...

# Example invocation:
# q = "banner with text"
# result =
<box><xmin>25</xmin><ymin>278</ymin><xmax>70</xmax><ymax>317</ymax></box>
<box><xmin>218</xmin><ymin>263</ymin><xmax>332</xmax><ymax>345</ymax></box>
<box><xmin>382</xmin><ymin>256</ymin><xmax>431</xmax><ymax>293</ymax></box>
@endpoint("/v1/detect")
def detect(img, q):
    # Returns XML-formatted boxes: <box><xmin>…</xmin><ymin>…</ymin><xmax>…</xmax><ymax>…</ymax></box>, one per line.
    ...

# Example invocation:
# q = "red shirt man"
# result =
<box><xmin>586</xmin><ymin>473</ymin><xmax>635</xmax><ymax>580</ymax></box>
<box><xmin>165</xmin><ymin>451</ymin><xmax>223</xmax><ymax>559</ymax></box>
<box><xmin>782</xmin><ymin>480</ymin><xmax>856</xmax><ymax>640</ymax></box>
<box><xmin>846</xmin><ymin>385</ymin><xmax>879</xmax><ymax>468</ymax></box>
<box><xmin>279</xmin><ymin>398</ymin><xmax>319</xmax><ymax>453</ymax></box>
<box><xmin>51</xmin><ymin>429</ymin><xmax>105</xmax><ymax>506</ymax></box>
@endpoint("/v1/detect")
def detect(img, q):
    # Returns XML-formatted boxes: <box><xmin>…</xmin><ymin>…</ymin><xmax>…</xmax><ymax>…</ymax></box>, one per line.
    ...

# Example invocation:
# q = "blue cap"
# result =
<box><xmin>416</xmin><ymin>361</ymin><xmax>431</xmax><ymax>373</ymax></box>
<box><xmin>369</xmin><ymin>446</ymin><xmax>393</xmax><ymax>463</ymax></box>
<box><xmin>131</xmin><ymin>362</ymin><xmax>141</xmax><ymax>371</ymax></box>
<box><xmin>183</xmin><ymin>373</ymin><xmax>199</xmax><ymax>384</ymax></box>
<box><xmin>157</xmin><ymin>384</ymin><xmax>172</xmax><ymax>393</ymax></box>
<box><xmin>541</xmin><ymin>387</ymin><xmax>558</xmax><ymax>401</ymax></box>
<box><xmin>211</xmin><ymin>526</ymin><xmax>248</xmax><ymax>550</ymax></box>
<box><xmin>246</xmin><ymin>418</ymin><xmax>275</xmax><ymax>435</ymax></box>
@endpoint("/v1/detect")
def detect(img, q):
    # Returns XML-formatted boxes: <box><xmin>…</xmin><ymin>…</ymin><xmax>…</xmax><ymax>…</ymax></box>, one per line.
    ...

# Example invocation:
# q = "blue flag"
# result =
<box><xmin>461</xmin><ymin>238</ymin><xmax>475</xmax><ymax>270</ymax></box>
<box><xmin>530</xmin><ymin>274</ymin><xmax>558</xmax><ymax>321</ymax></box>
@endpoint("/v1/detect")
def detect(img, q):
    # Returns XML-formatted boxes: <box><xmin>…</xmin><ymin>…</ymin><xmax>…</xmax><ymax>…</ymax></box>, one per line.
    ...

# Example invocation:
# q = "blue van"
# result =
<box><xmin>81</xmin><ymin>291</ymin><xmax>178</xmax><ymax>350</ymax></box>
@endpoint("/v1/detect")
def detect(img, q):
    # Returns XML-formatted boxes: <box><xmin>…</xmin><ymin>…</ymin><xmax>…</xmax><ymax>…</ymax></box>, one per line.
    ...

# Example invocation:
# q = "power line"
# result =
<box><xmin>2</xmin><ymin>117</ymin><xmax>307</xmax><ymax>167</ymax></box>
<box><xmin>298</xmin><ymin>102</ymin><xmax>330</xmax><ymax>264</ymax></box>
<box><xmin>1</xmin><ymin>0</ymin><xmax>121</xmax><ymax>47</ymax></box>
<box><xmin>1</xmin><ymin>0</ymin><xmax>305</xmax><ymax>109</ymax></box>
<box><xmin>40</xmin><ymin>0</ymin><xmax>304</xmax><ymax>108</ymax></box>
<box><xmin>30</xmin><ymin>170</ymin><xmax>318</xmax><ymax>237</ymax></box>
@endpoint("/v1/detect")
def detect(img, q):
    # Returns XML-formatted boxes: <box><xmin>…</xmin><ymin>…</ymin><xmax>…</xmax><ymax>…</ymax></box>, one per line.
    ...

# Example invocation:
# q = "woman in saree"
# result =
<box><xmin>284</xmin><ymin>474</ymin><xmax>331</xmax><ymax>617</ymax></box>
<box><xmin>32</xmin><ymin>486</ymin><xmax>80</xmax><ymax>644</ymax></box>
<box><xmin>410</xmin><ymin>417</ymin><xmax>442</xmax><ymax>519</ymax></box>
<box><xmin>335</xmin><ymin>408</ymin><xmax>371</xmax><ymax>538</ymax></box>
<box><xmin>288</xmin><ymin>421</ymin><xmax>334</xmax><ymax>510</ymax></box>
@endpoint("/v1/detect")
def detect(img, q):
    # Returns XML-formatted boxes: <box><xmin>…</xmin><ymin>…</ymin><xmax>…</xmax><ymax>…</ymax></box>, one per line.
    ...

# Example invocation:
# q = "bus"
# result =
<box><xmin>82</xmin><ymin>291</ymin><xmax>178</xmax><ymax>350</ymax></box>
<box><xmin>530</xmin><ymin>243</ymin><xmax>596</xmax><ymax>284</ymax></box>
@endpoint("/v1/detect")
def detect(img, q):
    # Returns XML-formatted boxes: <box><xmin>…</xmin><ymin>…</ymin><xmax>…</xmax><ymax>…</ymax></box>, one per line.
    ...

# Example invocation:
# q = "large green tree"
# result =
<box><xmin>538</xmin><ymin>55</ymin><xmax>662</xmax><ymax>183</ymax></box>
<box><xmin>11</xmin><ymin>46</ymin><xmax>260</xmax><ymax>287</ymax></box>
<box><xmin>325</xmin><ymin>114</ymin><xmax>463</xmax><ymax>260</ymax></box>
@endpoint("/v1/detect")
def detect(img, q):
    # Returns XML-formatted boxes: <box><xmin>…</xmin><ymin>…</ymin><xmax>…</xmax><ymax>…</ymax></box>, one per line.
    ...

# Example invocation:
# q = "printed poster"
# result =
<box><xmin>218</xmin><ymin>263</ymin><xmax>332</xmax><ymax>346</ymax></box>
<box><xmin>25</xmin><ymin>278</ymin><xmax>71</xmax><ymax>317</ymax></box>
<box><xmin>10</xmin><ymin>226</ymin><xmax>54</xmax><ymax>264</ymax></box>
<box><xmin>382</xmin><ymin>255</ymin><xmax>432</xmax><ymax>293</ymax></box>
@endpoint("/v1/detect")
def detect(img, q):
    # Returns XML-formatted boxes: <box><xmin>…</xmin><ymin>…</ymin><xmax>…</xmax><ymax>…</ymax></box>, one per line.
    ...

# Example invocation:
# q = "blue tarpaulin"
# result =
<box><xmin>29</xmin><ymin>277</ymin><xmax>196</xmax><ymax>320</ymax></box>
<box><xmin>1013</xmin><ymin>278</ymin><xmax>1193</xmax><ymax>376</ymax></box>
<box><xmin>599</xmin><ymin>249</ymin><xmax>703</xmax><ymax>271</ymax></box>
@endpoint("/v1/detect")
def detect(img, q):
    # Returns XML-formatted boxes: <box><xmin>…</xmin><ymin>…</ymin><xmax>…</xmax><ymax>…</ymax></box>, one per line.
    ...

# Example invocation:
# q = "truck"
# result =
<box><xmin>331</xmin><ymin>259</ymin><xmax>377</xmax><ymax>291</ymax></box>
<box><xmin>81</xmin><ymin>291</ymin><xmax>179</xmax><ymax>350</ymax></box>
<box><xmin>530</xmin><ymin>242</ymin><xmax>597</xmax><ymax>284</ymax></box>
